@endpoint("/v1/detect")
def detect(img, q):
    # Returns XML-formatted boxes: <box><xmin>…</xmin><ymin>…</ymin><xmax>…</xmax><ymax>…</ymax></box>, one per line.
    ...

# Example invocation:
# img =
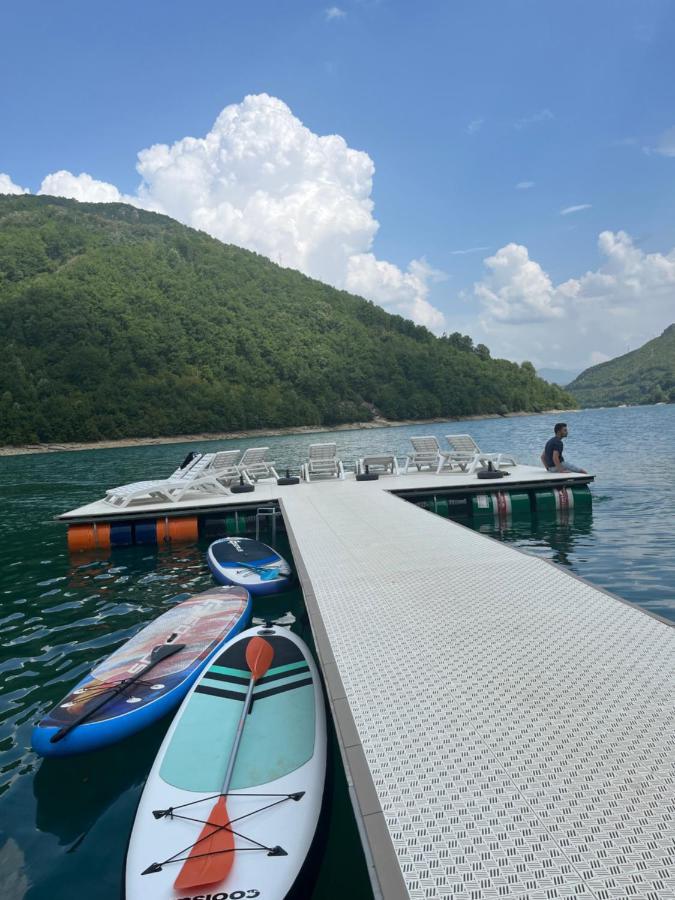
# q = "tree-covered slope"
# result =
<box><xmin>567</xmin><ymin>325</ymin><xmax>675</xmax><ymax>407</ymax></box>
<box><xmin>0</xmin><ymin>195</ymin><xmax>575</xmax><ymax>444</ymax></box>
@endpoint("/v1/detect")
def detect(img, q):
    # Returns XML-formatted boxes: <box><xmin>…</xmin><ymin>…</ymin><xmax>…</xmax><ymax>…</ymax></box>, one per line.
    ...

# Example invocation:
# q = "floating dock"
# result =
<box><xmin>60</xmin><ymin>467</ymin><xmax>675</xmax><ymax>899</ymax></box>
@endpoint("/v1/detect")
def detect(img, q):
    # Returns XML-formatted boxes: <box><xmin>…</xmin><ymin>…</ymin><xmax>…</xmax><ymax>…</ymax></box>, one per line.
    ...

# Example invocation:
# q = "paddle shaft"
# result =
<box><xmin>50</xmin><ymin>642</ymin><xmax>185</xmax><ymax>743</ymax></box>
<box><xmin>221</xmin><ymin>676</ymin><xmax>256</xmax><ymax>795</ymax></box>
<box><xmin>220</xmin><ymin>636</ymin><xmax>275</xmax><ymax>794</ymax></box>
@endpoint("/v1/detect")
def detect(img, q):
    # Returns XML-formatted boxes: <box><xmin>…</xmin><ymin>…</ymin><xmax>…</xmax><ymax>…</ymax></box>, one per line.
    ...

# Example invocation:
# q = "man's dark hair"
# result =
<box><xmin>554</xmin><ymin>422</ymin><xmax>567</xmax><ymax>435</ymax></box>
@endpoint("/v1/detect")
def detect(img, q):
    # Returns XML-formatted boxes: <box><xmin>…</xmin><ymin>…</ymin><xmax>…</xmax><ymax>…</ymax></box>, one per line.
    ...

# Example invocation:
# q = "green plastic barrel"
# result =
<box><xmin>470</xmin><ymin>491</ymin><xmax>530</xmax><ymax>520</ymax></box>
<box><xmin>533</xmin><ymin>484</ymin><xmax>592</xmax><ymax>514</ymax></box>
<box><xmin>225</xmin><ymin>513</ymin><xmax>248</xmax><ymax>534</ymax></box>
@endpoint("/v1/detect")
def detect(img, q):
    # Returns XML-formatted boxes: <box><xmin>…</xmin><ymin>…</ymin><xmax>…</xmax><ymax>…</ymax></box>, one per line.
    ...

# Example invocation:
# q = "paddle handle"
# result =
<box><xmin>50</xmin><ymin>642</ymin><xmax>185</xmax><ymax>743</ymax></box>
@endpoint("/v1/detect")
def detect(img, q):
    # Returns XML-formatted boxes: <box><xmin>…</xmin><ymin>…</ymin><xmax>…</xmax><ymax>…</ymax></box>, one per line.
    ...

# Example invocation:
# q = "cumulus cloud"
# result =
<box><xmin>325</xmin><ymin>6</ymin><xmax>346</xmax><ymax>20</ymax></box>
<box><xmin>30</xmin><ymin>94</ymin><xmax>445</xmax><ymax>330</ymax></box>
<box><xmin>346</xmin><ymin>255</ymin><xmax>446</xmax><ymax>330</ymax></box>
<box><xmin>38</xmin><ymin>170</ymin><xmax>138</xmax><ymax>205</ymax></box>
<box><xmin>473</xmin><ymin>230</ymin><xmax>675</xmax><ymax>368</ymax></box>
<box><xmin>560</xmin><ymin>203</ymin><xmax>591</xmax><ymax>215</ymax></box>
<box><xmin>473</xmin><ymin>244</ymin><xmax>564</xmax><ymax>324</ymax></box>
<box><xmin>466</xmin><ymin>117</ymin><xmax>484</xmax><ymax>135</ymax></box>
<box><xmin>516</xmin><ymin>180</ymin><xmax>534</xmax><ymax>190</ymax></box>
<box><xmin>0</xmin><ymin>173</ymin><xmax>29</xmax><ymax>195</ymax></box>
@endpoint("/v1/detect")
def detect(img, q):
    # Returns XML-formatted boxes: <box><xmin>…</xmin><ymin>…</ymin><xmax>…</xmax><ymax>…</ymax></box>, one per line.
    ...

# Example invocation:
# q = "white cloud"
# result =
<box><xmin>0</xmin><ymin>173</ymin><xmax>29</xmax><ymax>195</ymax></box>
<box><xmin>472</xmin><ymin>230</ymin><xmax>675</xmax><ymax>368</ymax></box>
<box><xmin>473</xmin><ymin>243</ymin><xmax>564</xmax><ymax>324</ymax></box>
<box><xmin>450</xmin><ymin>246</ymin><xmax>489</xmax><ymax>256</ymax></box>
<box><xmin>560</xmin><ymin>203</ymin><xmax>591</xmax><ymax>215</ymax></box>
<box><xmin>516</xmin><ymin>180</ymin><xmax>534</xmax><ymax>190</ymax></box>
<box><xmin>654</xmin><ymin>125</ymin><xmax>675</xmax><ymax>157</ymax></box>
<box><xmin>346</xmin><ymin>254</ymin><xmax>446</xmax><ymax>330</ymax></box>
<box><xmin>466</xmin><ymin>117</ymin><xmax>484</xmax><ymax>135</ymax></box>
<box><xmin>514</xmin><ymin>108</ymin><xmax>554</xmax><ymax>129</ymax></box>
<box><xmin>38</xmin><ymin>170</ymin><xmax>137</xmax><ymax>204</ymax></box>
<box><xmin>325</xmin><ymin>6</ymin><xmax>346</xmax><ymax>20</ymax></box>
<box><xmin>28</xmin><ymin>94</ymin><xmax>445</xmax><ymax>331</ymax></box>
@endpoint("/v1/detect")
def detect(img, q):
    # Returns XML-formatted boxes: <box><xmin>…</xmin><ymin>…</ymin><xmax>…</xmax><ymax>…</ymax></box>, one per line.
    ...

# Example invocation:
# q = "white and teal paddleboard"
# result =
<box><xmin>125</xmin><ymin>625</ymin><xmax>326</xmax><ymax>900</ymax></box>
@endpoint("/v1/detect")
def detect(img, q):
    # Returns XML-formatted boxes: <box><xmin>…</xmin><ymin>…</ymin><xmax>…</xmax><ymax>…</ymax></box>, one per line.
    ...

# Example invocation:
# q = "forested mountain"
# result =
<box><xmin>0</xmin><ymin>195</ymin><xmax>575</xmax><ymax>445</ymax></box>
<box><xmin>567</xmin><ymin>325</ymin><xmax>675</xmax><ymax>407</ymax></box>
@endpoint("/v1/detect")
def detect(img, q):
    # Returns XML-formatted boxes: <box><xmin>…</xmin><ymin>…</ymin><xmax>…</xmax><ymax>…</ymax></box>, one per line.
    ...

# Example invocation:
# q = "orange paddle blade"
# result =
<box><xmin>245</xmin><ymin>636</ymin><xmax>274</xmax><ymax>681</ymax></box>
<box><xmin>174</xmin><ymin>795</ymin><xmax>234</xmax><ymax>891</ymax></box>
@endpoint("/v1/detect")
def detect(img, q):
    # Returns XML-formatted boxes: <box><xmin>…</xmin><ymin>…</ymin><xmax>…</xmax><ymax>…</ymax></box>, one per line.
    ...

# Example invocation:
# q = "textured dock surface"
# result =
<box><xmin>280</xmin><ymin>479</ymin><xmax>675</xmax><ymax>900</ymax></box>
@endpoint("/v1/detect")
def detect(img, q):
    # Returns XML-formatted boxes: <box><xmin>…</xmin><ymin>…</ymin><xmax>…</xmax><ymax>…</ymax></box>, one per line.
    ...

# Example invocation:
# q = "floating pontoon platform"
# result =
<box><xmin>60</xmin><ymin>467</ymin><xmax>675</xmax><ymax>899</ymax></box>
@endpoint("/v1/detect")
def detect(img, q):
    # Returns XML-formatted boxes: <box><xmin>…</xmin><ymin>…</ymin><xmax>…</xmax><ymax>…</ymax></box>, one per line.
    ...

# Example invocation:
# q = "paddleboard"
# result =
<box><xmin>125</xmin><ymin>624</ymin><xmax>326</xmax><ymax>900</ymax></box>
<box><xmin>207</xmin><ymin>537</ymin><xmax>292</xmax><ymax>596</ymax></box>
<box><xmin>32</xmin><ymin>587</ymin><xmax>252</xmax><ymax>757</ymax></box>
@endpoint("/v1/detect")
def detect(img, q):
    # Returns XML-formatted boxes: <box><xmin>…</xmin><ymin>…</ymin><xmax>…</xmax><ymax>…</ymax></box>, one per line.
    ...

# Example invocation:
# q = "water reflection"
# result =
<box><xmin>33</xmin><ymin>718</ymin><xmax>167</xmax><ymax>847</ymax></box>
<box><xmin>474</xmin><ymin>509</ymin><xmax>594</xmax><ymax>569</ymax></box>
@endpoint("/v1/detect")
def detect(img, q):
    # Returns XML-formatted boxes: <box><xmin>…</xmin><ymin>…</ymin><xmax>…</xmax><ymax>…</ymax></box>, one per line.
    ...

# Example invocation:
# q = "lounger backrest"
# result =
<box><xmin>174</xmin><ymin>453</ymin><xmax>216</xmax><ymax>480</ymax></box>
<box><xmin>211</xmin><ymin>450</ymin><xmax>242</xmax><ymax>471</ymax></box>
<box><xmin>410</xmin><ymin>436</ymin><xmax>440</xmax><ymax>457</ymax></box>
<box><xmin>239</xmin><ymin>447</ymin><xmax>268</xmax><ymax>467</ymax></box>
<box><xmin>445</xmin><ymin>434</ymin><xmax>480</xmax><ymax>455</ymax></box>
<box><xmin>309</xmin><ymin>443</ymin><xmax>337</xmax><ymax>461</ymax></box>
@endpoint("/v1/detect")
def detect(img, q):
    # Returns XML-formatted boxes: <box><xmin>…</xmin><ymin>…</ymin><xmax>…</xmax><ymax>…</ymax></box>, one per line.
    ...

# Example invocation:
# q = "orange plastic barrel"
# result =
<box><xmin>67</xmin><ymin>522</ymin><xmax>111</xmax><ymax>552</ymax></box>
<box><xmin>155</xmin><ymin>516</ymin><xmax>198</xmax><ymax>544</ymax></box>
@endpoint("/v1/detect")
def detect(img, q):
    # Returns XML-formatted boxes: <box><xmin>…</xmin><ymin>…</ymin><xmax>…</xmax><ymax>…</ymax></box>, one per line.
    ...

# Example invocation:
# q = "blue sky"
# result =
<box><xmin>2</xmin><ymin>0</ymin><xmax>675</xmax><ymax>371</ymax></box>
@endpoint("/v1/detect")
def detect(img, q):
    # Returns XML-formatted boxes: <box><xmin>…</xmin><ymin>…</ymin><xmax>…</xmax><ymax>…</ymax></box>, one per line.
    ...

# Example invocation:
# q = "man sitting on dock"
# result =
<box><xmin>541</xmin><ymin>423</ymin><xmax>587</xmax><ymax>474</ymax></box>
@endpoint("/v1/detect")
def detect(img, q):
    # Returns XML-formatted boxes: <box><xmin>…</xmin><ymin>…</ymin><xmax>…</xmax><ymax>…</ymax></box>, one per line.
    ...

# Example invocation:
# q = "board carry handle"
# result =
<box><xmin>49</xmin><ymin>642</ymin><xmax>185</xmax><ymax>744</ymax></box>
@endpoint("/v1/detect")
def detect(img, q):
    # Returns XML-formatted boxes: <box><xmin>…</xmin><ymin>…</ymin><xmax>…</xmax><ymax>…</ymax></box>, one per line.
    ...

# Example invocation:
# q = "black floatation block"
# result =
<box><xmin>356</xmin><ymin>472</ymin><xmax>379</xmax><ymax>481</ymax></box>
<box><xmin>231</xmin><ymin>483</ymin><xmax>255</xmax><ymax>493</ymax></box>
<box><xmin>277</xmin><ymin>476</ymin><xmax>300</xmax><ymax>485</ymax></box>
<box><xmin>476</xmin><ymin>468</ymin><xmax>509</xmax><ymax>479</ymax></box>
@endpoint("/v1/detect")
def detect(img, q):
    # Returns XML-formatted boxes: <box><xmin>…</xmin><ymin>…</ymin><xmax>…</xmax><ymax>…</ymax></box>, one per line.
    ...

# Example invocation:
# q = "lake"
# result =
<box><xmin>1</xmin><ymin>403</ymin><xmax>674</xmax><ymax>898</ymax></box>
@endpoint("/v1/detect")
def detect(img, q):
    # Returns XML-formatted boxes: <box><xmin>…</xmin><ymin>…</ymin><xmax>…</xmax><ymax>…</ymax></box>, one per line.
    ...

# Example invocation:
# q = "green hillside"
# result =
<box><xmin>567</xmin><ymin>325</ymin><xmax>675</xmax><ymax>407</ymax></box>
<box><xmin>0</xmin><ymin>195</ymin><xmax>575</xmax><ymax>445</ymax></box>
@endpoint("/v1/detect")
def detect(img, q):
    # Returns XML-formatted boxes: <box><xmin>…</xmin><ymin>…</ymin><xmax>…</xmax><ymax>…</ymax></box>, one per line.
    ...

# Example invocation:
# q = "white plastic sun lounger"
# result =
<box><xmin>237</xmin><ymin>447</ymin><xmax>279</xmax><ymax>483</ymax></box>
<box><xmin>104</xmin><ymin>452</ymin><xmax>234</xmax><ymax>508</ymax></box>
<box><xmin>301</xmin><ymin>443</ymin><xmax>345</xmax><ymax>481</ymax></box>
<box><xmin>355</xmin><ymin>454</ymin><xmax>400</xmax><ymax>476</ymax></box>
<box><xmin>403</xmin><ymin>436</ymin><xmax>458</xmax><ymax>474</ymax></box>
<box><xmin>206</xmin><ymin>449</ymin><xmax>243</xmax><ymax>486</ymax></box>
<box><xmin>444</xmin><ymin>434</ymin><xmax>517</xmax><ymax>473</ymax></box>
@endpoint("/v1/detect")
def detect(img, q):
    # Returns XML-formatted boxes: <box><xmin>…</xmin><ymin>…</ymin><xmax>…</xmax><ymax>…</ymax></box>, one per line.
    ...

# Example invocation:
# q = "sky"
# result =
<box><xmin>2</xmin><ymin>0</ymin><xmax>675</xmax><ymax>372</ymax></box>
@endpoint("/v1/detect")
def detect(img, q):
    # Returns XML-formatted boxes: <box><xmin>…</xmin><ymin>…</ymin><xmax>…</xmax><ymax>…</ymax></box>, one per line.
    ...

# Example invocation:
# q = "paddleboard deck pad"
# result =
<box><xmin>32</xmin><ymin>587</ymin><xmax>252</xmax><ymax>757</ymax></box>
<box><xmin>125</xmin><ymin>625</ymin><xmax>326</xmax><ymax>900</ymax></box>
<box><xmin>207</xmin><ymin>538</ymin><xmax>292</xmax><ymax>596</ymax></box>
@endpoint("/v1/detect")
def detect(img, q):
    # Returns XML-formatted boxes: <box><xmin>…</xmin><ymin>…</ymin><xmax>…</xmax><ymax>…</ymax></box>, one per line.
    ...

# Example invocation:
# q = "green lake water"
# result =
<box><xmin>1</xmin><ymin>404</ymin><xmax>674</xmax><ymax>898</ymax></box>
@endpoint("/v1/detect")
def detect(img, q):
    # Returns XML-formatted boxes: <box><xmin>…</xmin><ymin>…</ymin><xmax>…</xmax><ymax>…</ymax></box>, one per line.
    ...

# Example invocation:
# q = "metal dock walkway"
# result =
<box><xmin>280</xmin><ymin>479</ymin><xmax>675</xmax><ymax>900</ymax></box>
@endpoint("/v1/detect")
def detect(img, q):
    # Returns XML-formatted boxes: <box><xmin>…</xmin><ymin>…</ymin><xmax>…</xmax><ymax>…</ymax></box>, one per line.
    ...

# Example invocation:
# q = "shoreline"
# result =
<box><xmin>0</xmin><ymin>409</ymin><xmax>576</xmax><ymax>457</ymax></box>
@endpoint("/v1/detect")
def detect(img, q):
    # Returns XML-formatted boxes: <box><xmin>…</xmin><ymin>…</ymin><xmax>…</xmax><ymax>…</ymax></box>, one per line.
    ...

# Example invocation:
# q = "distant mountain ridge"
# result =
<box><xmin>536</xmin><ymin>367</ymin><xmax>582</xmax><ymax>387</ymax></box>
<box><xmin>567</xmin><ymin>325</ymin><xmax>675</xmax><ymax>407</ymax></box>
<box><xmin>0</xmin><ymin>195</ymin><xmax>575</xmax><ymax>445</ymax></box>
